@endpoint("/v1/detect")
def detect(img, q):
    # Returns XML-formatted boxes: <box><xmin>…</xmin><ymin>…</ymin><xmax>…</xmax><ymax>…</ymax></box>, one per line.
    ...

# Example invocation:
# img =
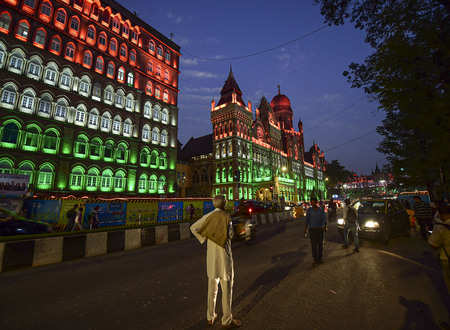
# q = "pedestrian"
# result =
<box><xmin>304</xmin><ymin>197</ymin><xmax>327</xmax><ymax>265</ymax></box>
<box><xmin>428</xmin><ymin>203</ymin><xmax>450</xmax><ymax>291</ymax></box>
<box><xmin>190</xmin><ymin>195</ymin><xmax>241</xmax><ymax>328</ymax></box>
<box><xmin>342</xmin><ymin>198</ymin><xmax>360</xmax><ymax>252</ymax></box>
<box><xmin>66</xmin><ymin>204</ymin><xmax>78</xmax><ymax>232</ymax></box>
<box><xmin>189</xmin><ymin>203</ymin><xmax>195</xmax><ymax>221</ymax></box>
<box><xmin>89</xmin><ymin>206</ymin><xmax>100</xmax><ymax>230</ymax></box>
<box><xmin>72</xmin><ymin>206</ymin><xmax>83</xmax><ymax>231</ymax></box>
<box><xmin>413</xmin><ymin>196</ymin><xmax>433</xmax><ymax>240</ymax></box>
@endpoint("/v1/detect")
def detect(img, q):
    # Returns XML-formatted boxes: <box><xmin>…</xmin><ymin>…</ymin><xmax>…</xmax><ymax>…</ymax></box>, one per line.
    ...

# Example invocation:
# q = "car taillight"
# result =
<box><xmin>249</xmin><ymin>208</ymin><xmax>252</xmax><ymax>213</ymax></box>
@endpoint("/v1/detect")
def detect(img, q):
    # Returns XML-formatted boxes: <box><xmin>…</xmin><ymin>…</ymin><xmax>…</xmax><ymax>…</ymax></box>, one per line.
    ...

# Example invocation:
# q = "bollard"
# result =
<box><xmin>32</xmin><ymin>237</ymin><xmax>63</xmax><ymax>267</ymax></box>
<box><xmin>125</xmin><ymin>228</ymin><xmax>142</xmax><ymax>250</ymax></box>
<box><xmin>179</xmin><ymin>223</ymin><xmax>191</xmax><ymax>240</ymax></box>
<box><xmin>155</xmin><ymin>225</ymin><xmax>169</xmax><ymax>244</ymax></box>
<box><xmin>85</xmin><ymin>232</ymin><xmax>108</xmax><ymax>257</ymax></box>
<box><xmin>260</xmin><ymin>213</ymin><xmax>267</xmax><ymax>225</ymax></box>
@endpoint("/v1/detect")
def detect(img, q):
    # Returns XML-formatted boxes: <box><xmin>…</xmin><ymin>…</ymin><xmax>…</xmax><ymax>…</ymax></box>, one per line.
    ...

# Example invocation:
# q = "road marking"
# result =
<box><xmin>377</xmin><ymin>250</ymin><xmax>437</xmax><ymax>272</ymax></box>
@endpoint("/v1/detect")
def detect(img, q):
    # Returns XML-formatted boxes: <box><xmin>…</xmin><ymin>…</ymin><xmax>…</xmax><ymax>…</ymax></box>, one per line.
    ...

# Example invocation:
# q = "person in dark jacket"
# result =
<box><xmin>413</xmin><ymin>196</ymin><xmax>433</xmax><ymax>240</ymax></box>
<box><xmin>66</xmin><ymin>204</ymin><xmax>78</xmax><ymax>232</ymax></box>
<box><xmin>304</xmin><ymin>197</ymin><xmax>327</xmax><ymax>265</ymax></box>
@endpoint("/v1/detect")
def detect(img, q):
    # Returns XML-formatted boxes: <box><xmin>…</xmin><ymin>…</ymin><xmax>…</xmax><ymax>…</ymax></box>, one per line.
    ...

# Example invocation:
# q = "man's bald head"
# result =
<box><xmin>213</xmin><ymin>195</ymin><xmax>226</xmax><ymax>210</ymax></box>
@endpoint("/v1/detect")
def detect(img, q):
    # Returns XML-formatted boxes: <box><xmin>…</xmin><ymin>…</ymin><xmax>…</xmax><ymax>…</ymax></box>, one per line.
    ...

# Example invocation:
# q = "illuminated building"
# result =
<box><xmin>0</xmin><ymin>0</ymin><xmax>180</xmax><ymax>196</ymax></box>
<box><xmin>180</xmin><ymin>69</ymin><xmax>327</xmax><ymax>202</ymax></box>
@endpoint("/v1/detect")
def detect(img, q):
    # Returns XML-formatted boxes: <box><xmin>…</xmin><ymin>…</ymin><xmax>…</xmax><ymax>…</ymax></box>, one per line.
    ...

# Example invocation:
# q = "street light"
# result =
<box><xmin>281</xmin><ymin>166</ymin><xmax>287</xmax><ymax>172</ymax></box>
<box><xmin>325</xmin><ymin>177</ymin><xmax>329</xmax><ymax>181</ymax></box>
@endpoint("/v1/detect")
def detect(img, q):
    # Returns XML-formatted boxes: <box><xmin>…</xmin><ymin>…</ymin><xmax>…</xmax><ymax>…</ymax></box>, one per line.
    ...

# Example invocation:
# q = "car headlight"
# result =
<box><xmin>364</xmin><ymin>220</ymin><xmax>380</xmax><ymax>228</ymax></box>
<box><xmin>337</xmin><ymin>218</ymin><xmax>345</xmax><ymax>225</ymax></box>
<box><xmin>284</xmin><ymin>206</ymin><xmax>291</xmax><ymax>210</ymax></box>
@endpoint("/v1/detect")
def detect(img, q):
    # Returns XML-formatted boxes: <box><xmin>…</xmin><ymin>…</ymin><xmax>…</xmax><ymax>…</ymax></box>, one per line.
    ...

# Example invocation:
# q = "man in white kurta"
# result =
<box><xmin>190</xmin><ymin>196</ymin><xmax>241</xmax><ymax>328</ymax></box>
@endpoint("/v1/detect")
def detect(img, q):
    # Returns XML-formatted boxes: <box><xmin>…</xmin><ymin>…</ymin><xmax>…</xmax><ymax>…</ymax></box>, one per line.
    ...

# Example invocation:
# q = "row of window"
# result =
<box><xmin>0</xmin><ymin>157</ymin><xmax>168</xmax><ymax>193</ymax></box>
<box><xmin>215</xmin><ymin>141</ymin><xmax>251</xmax><ymax>160</ymax></box>
<box><xmin>214</xmin><ymin>121</ymin><xmax>251</xmax><ymax>140</ymax></box>
<box><xmin>2</xmin><ymin>0</ymin><xmax>176</xmax><ymax>67</ymax></box>
<box><xmin>0</xmin><ymin>120</ymin><xmax>169</xmax><ymax>167</ymax></box>
<box><xmin>0</xmin><ymin>16</ymin><xmax>175</xmax><ymax>100</ymax></box>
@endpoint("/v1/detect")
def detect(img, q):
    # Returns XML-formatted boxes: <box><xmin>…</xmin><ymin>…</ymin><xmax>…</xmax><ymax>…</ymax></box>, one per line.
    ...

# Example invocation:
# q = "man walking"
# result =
<box><xmin>66</xmin><ymin>204</ymin><xmax>78</xmax><ymax>232</ymax></box>
<box><xmin>413</xmin><ymin>196</ymin><xmax>433</xmax><ymax>240</ymax></box>
<box><xmin>342</xmin><ymin>198</ymin><xmax>360</xmax><ymax>252</ymax></box>
<box><xmin>190</xmin><ymin>195</ymin><xmax>241</xmax><ymax>328</ymax></box>
<box><xmin>304</xmin><ymin>197</ymin><xmax>327</xmax><ymax>265</ymax></box>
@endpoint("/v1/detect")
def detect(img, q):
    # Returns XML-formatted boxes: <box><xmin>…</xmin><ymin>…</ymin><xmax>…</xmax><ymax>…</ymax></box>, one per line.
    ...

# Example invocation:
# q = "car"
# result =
<box><xmin>336</xmin><ymin>199</ymin><xmax>410</xmax><ymax>244</ymax></box>
<box><xmin>0</xmin><ymin>219</ymin><xmax>52</xmax><ymax>236</ymax></box>
<box><xmin>232</xmin><ymin>215</ymin><xmax>256</xmax><ymax>242</ymax></box>
<box><xmin>234</xmin><ymin>200</ymin><xmax>267</xmax><ymax>216</ymax></box>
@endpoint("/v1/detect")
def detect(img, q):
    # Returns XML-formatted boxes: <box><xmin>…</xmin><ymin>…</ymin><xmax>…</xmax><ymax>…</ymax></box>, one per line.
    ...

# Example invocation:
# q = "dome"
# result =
<box><xmin>270</xmin><ymin>94</ymin><xmax>292</xmax><ymax>112</ymax></box>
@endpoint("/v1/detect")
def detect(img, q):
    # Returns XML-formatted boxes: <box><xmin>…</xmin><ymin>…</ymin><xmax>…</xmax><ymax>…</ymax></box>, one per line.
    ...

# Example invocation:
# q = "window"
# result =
<box><xmin>28</xmin><ymin>62</ymin><xmax>41</xmax><ymax>77</ymax></box>
<box><xmin>86</xmin><ymin>26</ymin><xmax>95</xmax><ymax>41</ymax></box>
<box><xmin>83</xmin><ymin>51</ymin><xmax>92</xmax><ymax>68</ymax></box>
<box><xmin>75</xmin><ymin>108</ymin><xmax>86</xmax><ymax>124</ymax></box>
<box><xmin>142</xmin><ymin>125</ymin><xmax>150</xmax><ymax>141</ymax></box>
<box><xmin>161</xmin><ymin>109</ymin><xmax>169</xmax><ymax>124</ymax></box>
<box><xmin>70</xmin><ymin>167</ymin><xmax>84</xmax><ymax>190</ymax></box>
<box><xmin>117</xmin><ymin>67</ymin><xmax>125</xmax><ymax>82</ymax></box>
<box><xmin>131</xmin><ymin>30</ymin><xmax>138</xmax><ymax>42</ymax></box>
<box><xmin>24</xmin><ymin>0</ymin><xmax>36</xmax><ymax>8</ymax></box>
<box><xmin>17</xmin><ymin>162</ymin><xmax>34</xmax><ymax>184</ymax></box>
<box><xmin>157</xmin><ymin>46</ymin><xmax>163</xmax><ymax>57</ymax></box>
<box><xmin>101</xmin><ymin>114</ymin><xmax>111</xmax><ymax>130</ymax></box>
<box><xmin>122</xmin><ymin>24</ymin><xmax>129</xmax><ymax>37</ymax></box>
<box><xmin>101</xmin><ymin>170</ymin><xmax>113</xmax><ymax>191</ymax></box>
<box><xmin>147</xmin><ymin>61</ymin><xmax>153</xmax><ymax>74</ymax></box>
<box><xmin>138</xmin><ymin>174</ymin><xmax>147</xmax><ymax>192</ymax></box>
<box><xmin>16</xmin><ymin>21</ymin><xmax>30</xmax><ymax>40</ymax></box>
<box><xmin>112</xmin><ymin>17</ymin><xmax>120</xmax><ymax>31</ymax></box>
<box><xmin>92</xmin><ymin>83</ymin><xmax>101</xmax><ymax>99</ymax></box>
<box><xmin>65</xmin><ymin>43</ymin><xmax>75</xmax><ymax>61</ymax></box>
<box><xmin>107</xmin><ymin>61</ymin><xmax>115</xmax><ymax>78</ymax></box>
<box><xmin>86</xmin><ymin>168</ymin><xmax>99</xmax><ymax>190</ymax></box>
<box><xmin>144</xmin><ymin>102</ymin><xmax>152</xmax><ymax>118</ymax></box>
<box><xmin>88</xmin><ymin>110</ymin><xmax>99</xmax><ymax>127</ymax></box>
<box><xmin>37</xmin><ymin>164</ymin><xmax>54</xmax><ymax>189</ymax></box>
<box><xmin>109</xmin><ymin>38</ymin><xmax>117</xmax><ymax>55</ymax></box>
<box><xmin>115</xmin><ymin>145</ymin><xmax>127</xmax><ymax>163</ymax></box>
<box><xmin>9</xmin><ymin>55</ymin><xmax>24</xmax><ymax>71</ymax></box>
<box><xmin>155</xmin><ymin>87</ymin><xmax>161</xmax><ymax>99</ymax></box>
<box><xmin>89</xmin><ymin>139</ymin><xmax>101</xmax><ymax>159</ymax></box>
<box><xmin>104</xmin><ymin>142</ymin><xmax>114</xmax><ymax>161</ymax></box>
<box><xmin>161</xmin><ymin>130</ymin><xmax>168</xmax><ymax>146</ymax></box>
<box><xmin>163</xmin><ymin>90</ymin><xmax>169</xmax><ymax>102</ymax></box>
<box><xmin>104</xmin><ymin>89</ymin><xmax>113</xmax><ymax>103</ymax></box>
<box><xmin>79</xmin><ymin>79</ymin><xmax>90</xmax><ymax>95</ymax></box>
<box><xmin>164</xmin><ymin>70</ymin><xmax>169</xmax><ymax>81</ymax></box>
<box><xmin>159</xmin><ymin>153</ymin><xmax>167</xmax><ymax>169</ymax></box>
<box><xmin>42</xmin><ymin>130</ymin><xmax>58</xmax><ymax>153</ymax></box>
<box><xmin>95</xmin><ymin>57</ymin><xmax>104</xmax><ymax>73</ymax></box>
<box><xmin>145</xmin><ymin>81</ymin><xmax>153</xmax><ymax>96</ymax></box>
<box><xmin>112</xmin><ymin>118</ymin><xmax>121</xmax><ymax>133</ymax></box>
<box><xmin>148</xmin><ymin>40</ymin><xmax>155</xmax><ymax>53</ymax></box>
<box><xmin>49</xmin><ymin>35</ymin><xmax>61</xmax><ymax>54</ymax></box>
<box><xmin>33</xmin><ymin>29</ymin><xmax>46</xmax><ymax>48</ymax></box>
<box><xmin>40</xmin><ymin>1</ymin><xmax>52</xmax><ymax>18</ymax></box>
<box><xmin>152</xmin><ymin>127</ymin><xmax>159</xmax><ymax>143</ymax></box>
<box><xmin>127</xmin><ymin>72</ymin><xmax>134</xmax><ymax>86</ymax></box>
<box><xmin>153</xmin><ymin>105</ymin><xmax>160</xmax><ymax>121</ymax></box>
<box><xmin>55</xmin><ymin>9</ymin><xmax>66</xmax><ymax>27</ymax></box>
<box><xmin>55</xmin><ymin>101</ymin><xmax>67</xmax><ymax>119</ymax></box>
<box><xmin>123</xmin><ymin>120</ymin><xmax>131</xmax><ymax>136</ymax></box>
<box><xmin>115</xmin><ymin>93</ymin><xmax>124</xmax><ymax>107</ymax></box>
<box><xmin>44</xmin><ymin>66</ymin><xmax>57</xmax><ymax>83</ymax></box>
<box><xmin>69</xmin><ymin>16</ymin><xmax>80</xmax><ymax>33</ymax></box>
<box><xmin>21</xmin><ymin>92</ymin><xmax>35</xmax><ymax>111</ymax></box>
<box><xmin>165</xmin><ymin>51</ymin><xmax>171</xmax><ymax>62</ymax></box>
<box><xmin>38</xmin><ymin>99</ymin><xmax>51</xmax><ymax>115</ymax></box>
<box><xmin>1</xmin><ymin>85</ymin><xmax>17</xmax><ymax>106</ymax></box>
<box><xmin>74</xmin><ymin>135</ymin><xmax>88</xmax><ymax>157</ymax></box>
<box><xmin>129</xmin><ymin>50</ymin><xmax>136</xmax><ymax>65</ymax></box>
<box><xmin>120</xmin><ymin>44</ymin><xmax>127</xmax><ymax>58</ymax></box>
<box><xmin>140</xmin><ymin>149</ymin><xmax>149</xmax><ymax>167</ymax></box>
<box><xmin>158</xmin><ymin>176</ymin><xmax>166</xmax><ymax>193</ymax></box>
<box><xmin>0</xmin><ymin>12</ymin><xmax>11</xmax><ymax>33</ymax></box>
<box><xmin>149</xmin><ymin>175</ymin><xmax>157</xmax><ymax>192</ymax></box>
<box><xmin>125</xmin><ymin>95</ymin><xmax>133</xmax><ymax>111</ymax></box>
<box><xmin>156</xmin><ymin>65</ymin><xmax>161</xmax><ymax>77</ymax></box>
<box><xmin>98</xmin><ymin>32</ymin><xmax>107</xmax><ymax>50</ymax></box>
<box><xmin>114</xmin><ymin>171</ymin><xmax>125</xmax><ymax>191</ymax></box>
<box><xmin>1</xmin><ymin>122</ymin><xmax>19</xmax><ymax>146</ymax></box>
<box><xmin>60</xmin><ymin>73</ymin><xmax>72</xmax><ymax>88</ymax></box>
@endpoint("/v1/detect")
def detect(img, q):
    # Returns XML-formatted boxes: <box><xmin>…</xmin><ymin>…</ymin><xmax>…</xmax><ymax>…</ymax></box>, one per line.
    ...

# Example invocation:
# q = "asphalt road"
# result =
<box><xmin>1</xmin><ymin>219</ymin><xmax>449</xmax><ymax>330</ymax></box>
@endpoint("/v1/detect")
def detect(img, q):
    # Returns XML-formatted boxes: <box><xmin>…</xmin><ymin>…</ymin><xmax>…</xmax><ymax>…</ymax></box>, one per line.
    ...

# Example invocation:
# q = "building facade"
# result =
<box><xmin>180</xmin><ymin>69</ymin><xmax>327</xmax><ymax>202</ymax></box>
<box><xmin>0</xmin><ymin>0</ymin><xmax>180</xmax><ymax>197</ymax></box>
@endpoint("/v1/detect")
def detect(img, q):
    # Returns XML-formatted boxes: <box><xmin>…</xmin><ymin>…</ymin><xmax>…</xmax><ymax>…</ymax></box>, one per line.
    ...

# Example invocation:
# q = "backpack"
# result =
<box><xmin>347</xmin><ymin>207</ymin><xmax>357</xmax><ymax>224</ymax></box>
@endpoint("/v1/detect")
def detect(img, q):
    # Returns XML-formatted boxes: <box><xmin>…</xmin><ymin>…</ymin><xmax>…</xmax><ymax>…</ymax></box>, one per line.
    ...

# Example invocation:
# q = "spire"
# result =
<box><xmin>217</xmin><ymin>67</ymin><xmax>245</xmax><ymax>106</ymax></box>
<box><xmin>277</xmin><ymin>84</ymin><xmax>281</xmax><ymax>95</ymax></box>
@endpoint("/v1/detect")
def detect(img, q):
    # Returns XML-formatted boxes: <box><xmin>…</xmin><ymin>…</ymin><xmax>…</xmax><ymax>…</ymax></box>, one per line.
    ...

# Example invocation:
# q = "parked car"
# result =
<box><xmin>234</xmin><ymin>200</ymin><xmax>267</xmax><ymax>216</ymax></box>
<box><xmin>232</xmin><ymin>215</ymin><xmax>256</xmax><ymax>242</ymax></box>
<box><xmin>0</xmin><ymin>206</ymin><xmax>52</xmax><ymax>236</ymax></box>
<box><xmin>337</xmin><ymin>199</ymin><xmax>410</xmax><ymax>243</ymax></box>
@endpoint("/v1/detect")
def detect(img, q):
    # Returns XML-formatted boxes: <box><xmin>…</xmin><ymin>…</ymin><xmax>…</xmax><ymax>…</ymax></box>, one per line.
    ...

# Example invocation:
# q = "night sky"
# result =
<box><xmin>119</xmin><ymin>0</ymin><xmax>387</xmax><ymax>174</ymax></box>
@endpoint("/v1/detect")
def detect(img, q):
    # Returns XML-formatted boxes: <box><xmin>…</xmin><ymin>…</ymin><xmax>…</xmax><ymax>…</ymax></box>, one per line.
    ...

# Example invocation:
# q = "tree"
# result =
<box><xmin>314</xmin><ymin>0</ymin><xmax>450</xmax><ymax>199</ymax></box>
<box><xmin>325</xmin><ymin>159</ymin><xmax>352</xmax><ymax>191</ymax></box>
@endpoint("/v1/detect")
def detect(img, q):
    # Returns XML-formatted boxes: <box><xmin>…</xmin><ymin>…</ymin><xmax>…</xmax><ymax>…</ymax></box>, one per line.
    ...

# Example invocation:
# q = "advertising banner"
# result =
<box><xmin>126</xmin><ymin>200</ymin><xmax>159</xmax><ymax>224</ymax></box>
<box><xmin>183</xmin><ymin>200</ymin><xmax>204</xmax><ymax>221</ymax></box>
<box><xmin>59</xmin><ymin>200</ymin><xmax>85</xmax><ymax>225</ymax></box>
<box><xmin>83</xmin><ymin>202</ymin><xmax>127</xmax><ymax>227</ymax></box>
<box><xmin>23</xmin><ymin>199</ymin><xmax>62</xmax><ymax>224</ymax></box>
<box><xmin>0</xmin><ymin>174</ymin><xmax>29</xmax><ymax>197</ymax></box>
<box><xmin>203</xmin><ymin>200</ymin><xmax>214</xmax><ymax>215</ymax></box>
<box><xmin>0</xmin><ymin>198</ymin><xmax>24</xmax><ymax>219</ymax></box>
<box><xmin>157</xmin><ymin>201</ymin><xmax>183</xmax><ymax>223</ymax></box>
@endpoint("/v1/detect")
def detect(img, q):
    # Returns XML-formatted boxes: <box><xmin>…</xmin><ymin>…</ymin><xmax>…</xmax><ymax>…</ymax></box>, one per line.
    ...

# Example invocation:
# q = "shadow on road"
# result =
<box><xmin>240</xmin><ymin>223</ymin><xmax>287</xmax><ymax>247</ymax></box>
<box><xmin>399</xmin><ymin>296</ymin><xmax>440</xmax><ymax>330</ymax></box>
<box><xmin>233</xmin><ymin>249</ymin><xmax>306</xmax><ymax>317</ymax></box>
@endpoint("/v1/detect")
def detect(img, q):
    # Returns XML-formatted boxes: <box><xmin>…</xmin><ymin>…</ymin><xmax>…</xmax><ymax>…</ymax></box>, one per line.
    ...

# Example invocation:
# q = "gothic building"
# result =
<box><xmin>180</xmin><ymin>69</ymin><xmax>326</xmax><ymax>202</ymax></box>
<box><xmin>0</xmin><ymin>0</ymin><xmax>180</xmax><ymax>197</ymax></box>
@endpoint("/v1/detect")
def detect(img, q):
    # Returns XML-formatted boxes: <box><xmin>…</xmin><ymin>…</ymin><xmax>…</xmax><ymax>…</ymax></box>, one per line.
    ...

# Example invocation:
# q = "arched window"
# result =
<box><xmin>89</xmin><ymin>137</ymin><xmax>102</xmax><ymax>160</ymax></box>
<box><xmin>74</xmin><ymin>105</ymin><xmax>86</xmax><ymax>125</ymax></box>
<box><xmin>73</xmin><ymin>0</ymin><xmax>84</xmax><ymax>10</ymax></box>
<box><xmin>153</xmin><ymin>104</ymin><xmax>161</xmax><ymax>121</ymax></box>
<box><xmin>123</xmin><ymin>118</ymin><xmax>132</xmax><ymax>136</ymax></box>
<box><xmin>158</xmin><ymin>175</ymin><xmax>166</xmax><ymax>193</ymax></box>
<box><xmin>0</xmin><ymin>121</ymin><xmax>20</xmax><ymax>147</ymax></box>
<box><xmin>59</xmin><ymin>68</ymin><xmax>73</xmax><ymax>90</ymax></box>
<box><xmin>157</xmin><ymin>46</ymin><xmax>163</xmax><ymax>58</ymax></box>
<box><xmin>44</xmin><ymin>62</ymin><xmax>59</xmax><ymax>85</ymax></box>
<box><xmin>160</xmin><ymin>130</ymin><xmax>168</xmax><ymax>146</ymax></box>
<box><xmin>86</xmin><ymin>167</ymin><xmax>99</xmax><ymax>191</ymax></box>
<box><xmin>27</xmin><ymin>55</ymin><xmax>43</xmax><ymax>80</ymax></box>
<box><xmin>103</xmin><ymin>140</ymin><xmax>114</xmax><ymax>161</ymax></box>
<box><xmin>54</xmin><ymin>8</ymin><xmax>67</xmax><ymax>29</ymax></box>
<box><xmin>149</xmin><ymin>174</ymin><xmax>157</xmax><ymax>193</ymax></box>
<box><xmin>17</xmin><ymin>161</ymin><xmax>35</xmax><ymax>184</ymax></box>
<box><xmin>125</xmin><ymin>94</ymin><xmax>134</xmax><ymax>111</ymax></box>
<box><xmin>161</xmin><ymin>108</ymin><xmax>169</xmax><ymax>124</ymax></box>
<box><xmin>155</xmin><ymin>86</ymin><xmax>161</xmax><ymax>99</ymax></box>
<box><xmin>16</xmin><ymin>20</ymin><xmax>30</xmax><ymax>41</ymax></box>
<box><xmin>112</xmin><ymin>17</ymin><xmax>120</xmax><ymax>32</ymax></box>
<box><xmin>92</xmin><ymin>82</ymin><xmax>101</xmax><ymax>99</ymax></box>
<box><xmin>90</xmin><ymin>4</ymin><xmax>99</xmax><ymax>20</ymax></box>
<box><xmin>112</xmin><ymin>115</ymin><xmax>121</xmax><ymax>134</ymax></box>
<box><xmin>131</xmin><ymin>29</ymin><xmax>138</xmax><ymax>43</ymax></box>
<box><xmin>159</xmin><ymin>152</ymin><xmax>167</xmax><ymax>169</ymax></box>
<box><xmin>115</xmin><ymin>143</ymin><xmax>127</xmax><ymax>163</ymax></box>
<box><xmin>163</xmin><ymin>89</ymin><xmax>169</xmax><ymax>102</ymax></box>
<box><xmin>106</xmin><ymin>61</ymin><xmax>115</xmax><ymax>78</ymax></box>
<box><xmin>150</xmin><ymin>150</ymin><xmax>158</xmax><ymax>168</ymax></box>
<box><xmin>103</xmin><ymin>85</ymin><xmax>114</xmax><ymax>104</ymax></box>
<box><xmin>1</xmin><ymin>83</ymin><xmax>18</xmax><ymax>109</ymax></box>
<box><xmin>129</xmin><ymin>49</ymin><xmax>136</xmax><ymax>65</ymax></box>
<box><xmin>143</xmin><ymin>101</ymin><xmax>152</xmax><ymax>118</ymax></box>
<box><xmin>64</xmin><ymin>42</ymin><xmax>75</xmax><ymax>61</ymax></box>
<box><xmin>23</xmin><ymin>0</ymin><xmax>37</xmax><ymax>11</ymax></box>
<box><xmin>39</xmin><ymin>1</ymin><xmax>53</xmax><ymax>23</ymax></box>
<box><xmin>127</xmin><ymin>72</ymin><xmax>134</xmax><ymax>86</ymax></box>
<box><xmin>54</xmin><ymin>98</ymin><xmax>68</xmax><ymax>120</ymax></box>
<box><xmin>33</xmin><ymin>28</ymin><xmax>46</xmax><ymax>48</ymax></box>
<box><xmin>117</xmin><ymin>66</ymin><xmax>125</xmax><ymax>82</ymax></box>
<box><xmin>86</xmin><ymin>25</ymin><xmax>96</xmax><ymax>44</ymax></box>
<box><xmin>145</xmin><ymin>81</ymin><xmax>153</xmax><ymax>96</ymax></box>
<box><xmin>79</xmin><ymin>75</ymin><xmax>91</xmax><ymax>96</ymax></box>
<box><xmin>138</xmin><ymin>173</ymin><xmax>148</xmax><ymax>193</ymax></box>
<box><xmin>69</xmin><ymin>16</ymin><xmax>80</xmax><ymax>36</ymax></box>
<box><xmin>165</xmin><ymin>51</ymin><xmax>171</xmax><ymax>63</ymax></box>
<box><xmin>101</xmin><ymin>7</ymin><xmax>111</xmax><ymax>26</ymax></box>
<box><xmin>113</xmin><ymin>170</ymin><xmax>126</xmax><ymax>192</ymax></box>
<box><xmin>49</xmin><ymin>35</ymin><xmax>62</xmax><ymax>54</ymax></box>
<box><xmin>74</xmin><ymin>134</ymin><xmax>88</xmax><ymax>158</ymax></box>
<box><xmin>146</xmin><ymin>61</ymin><xmax>153</xmax><ymax>74</ymax></box>
<box><xmin>151</xmin><ymin>127</ymin><xmax>159</xmax><ymax>144</ymax></box>
<box><xmin>0</xmin><ymin>12</ymin><xmax>11</xmax><ymax>34</ymax></box>
<box><xmin>148</xmin><ymin>40</ymin><xmax>155</xmax><ymax>53</ymax></box>
<box><xmin>82</xmin><ymin>50</ymin><xmax>93</xmax><ymax>68</ymax></box>
<box><xmin>119</xmin><ymin>43</ymin><xmax>127</xmax><ymax>60</ymax></box>
<box><xmin>70</xmin><ymin>166</ymin><xmax>85</xmax><ymax>190</ymax></box>
<box><xmin>98</xmin><ymin>31</ymin><xmax>107</xmax><ymax>51</ymax></box>
<box><xmin>140</xmin><ymin>148</ymin><xmax>150</xmax><ymax>167</ymax></box>
<box><xmin>42</xmin><ymin>129</ymin><xmax>59</xmax><ymax>154</ymax></box>
<box><xmin>20</xmin><ymin>88</ymin><xmax>36</xmax><ymax>113</ymax></box>
<box><xmin>37</xmin><ymin>163</ymin><xmax>54</xmax><ymax>190</ymax></box>
<box><xmin>100</xmin><ymin>169</ymin><xmax>113</xmax><ymax>191</ymax></box>
<box><xmin>164</xmin><ymin>70</ymin><xmax>169</xmax><ymax>81</ymax></box>
<box><xmin>88</xmin><ymin>108</ymin><xmax>99</xmax><ymax>129</ymax></box>
<box><xmin>109</xmin><ymin>38</ymin><xmax>117</xmax><ymax>56</ymax></box>
<box><xmin>115</xmin><ymin>89</ymin><xmax>124</xmax><ymax>108</ymax></box>
<box><xmin>122</xmin><ymin>23</ymin><xmax>129</xmax><ymax>38</ymax></box>
<box><xmin>95</xmin><ymin>56</ymin><xmax>104</xmax><ymax>73</ymax></box>
<box><xmin>8</xmin><ymin>49</ymin><xmax>25</xmax><ymax>73</ymax></box>
<box><xmin>142</xmin><ymin>124</ymin><xmax>150</xmax><ymax>141</ymax></box>
<box><xmin>22</xmin><ymin>124</ymin><xmax>40</xmax><ymax>151</ymax></box>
